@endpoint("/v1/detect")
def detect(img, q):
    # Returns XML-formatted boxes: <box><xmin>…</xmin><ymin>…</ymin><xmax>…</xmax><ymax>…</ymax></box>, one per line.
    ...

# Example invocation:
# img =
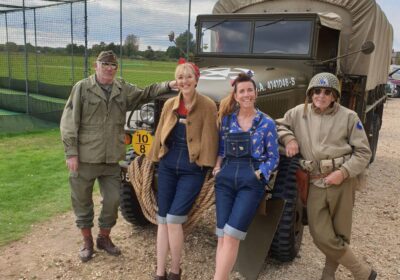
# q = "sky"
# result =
<box><xmin>376</xmin><ymin>0</ymin><xmax>400</xmax><ymax>51</ymax></box>
<box><xmin>93</xmin><ymin>0</ymin><xmax>400</xmax><ymax>51</ymax></box>
<box><xmin>0</xmin><ymin>0</ymin><xmax>399</xmax><ymax>51</ymax></box>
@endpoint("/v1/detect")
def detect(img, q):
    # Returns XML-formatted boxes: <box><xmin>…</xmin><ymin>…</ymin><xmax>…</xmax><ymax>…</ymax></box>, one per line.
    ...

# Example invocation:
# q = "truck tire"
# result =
<box><xmin>369</xmin><ymin>114</ymin><xmax>381</xmax><ymax>163</ymax></box>
<box><xmin>120</xmin><ymin>181</ymin><xmax>150</xmax><ymax>226</ymax></box>
<box><xmin>269</xmin><ymin>155</ymin><xmax>304</xmax><ymax>262</ymax></box>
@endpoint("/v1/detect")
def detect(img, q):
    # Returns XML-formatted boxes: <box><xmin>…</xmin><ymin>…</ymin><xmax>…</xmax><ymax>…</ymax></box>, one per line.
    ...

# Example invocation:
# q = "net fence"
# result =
<box><xmin>0</xmin><ymin>0</ymin><xmax>207</xmax><ymax>128</ymax></box>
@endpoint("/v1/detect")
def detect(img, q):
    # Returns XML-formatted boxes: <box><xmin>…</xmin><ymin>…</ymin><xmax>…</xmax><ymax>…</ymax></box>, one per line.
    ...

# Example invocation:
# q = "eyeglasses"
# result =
<box><xmin>313</xmin><ymin>88</ymin><xmax>332</xmax><ymax>96</ymax></box>
<box><xmin>99</xmin><ymin>61</ymin><xmax>118</xmax><ymax>70</ymax></box>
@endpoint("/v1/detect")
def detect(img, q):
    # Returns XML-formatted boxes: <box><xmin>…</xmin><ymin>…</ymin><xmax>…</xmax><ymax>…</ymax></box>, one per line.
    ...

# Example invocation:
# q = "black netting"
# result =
<box><xmin>0</xmin><ymin>0</ymin><xmax>199</xmax><ymax>132</ymax></box>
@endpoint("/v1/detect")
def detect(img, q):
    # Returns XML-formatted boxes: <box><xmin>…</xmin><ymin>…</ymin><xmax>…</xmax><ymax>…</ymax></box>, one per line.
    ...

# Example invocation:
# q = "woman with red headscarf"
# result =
<box><xmin>149</xmin><ymin>61</ymin><xmax>218</xmax><ymax>280</ymax></box>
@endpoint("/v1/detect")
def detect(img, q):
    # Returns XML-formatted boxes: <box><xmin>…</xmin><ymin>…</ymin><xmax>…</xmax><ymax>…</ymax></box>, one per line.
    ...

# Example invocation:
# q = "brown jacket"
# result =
<box><xmin>149</xmin><ymin>91</ymin><xmax>218</xmax><ymax>167</ymax></box>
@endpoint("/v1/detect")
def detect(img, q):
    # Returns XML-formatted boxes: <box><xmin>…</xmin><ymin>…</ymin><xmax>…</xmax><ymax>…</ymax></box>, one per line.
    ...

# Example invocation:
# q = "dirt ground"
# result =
<box><xmin>1</xmin><ymin>99</ymin><xmax>400</xmax><ymax>280</ymax></box>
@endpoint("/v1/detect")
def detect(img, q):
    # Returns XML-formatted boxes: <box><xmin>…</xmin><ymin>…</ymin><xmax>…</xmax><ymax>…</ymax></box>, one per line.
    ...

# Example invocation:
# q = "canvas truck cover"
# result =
<box><xmin>212</xmin><ymin>0</ymin><xmax>393</xmax><ymax>91</ymax></box>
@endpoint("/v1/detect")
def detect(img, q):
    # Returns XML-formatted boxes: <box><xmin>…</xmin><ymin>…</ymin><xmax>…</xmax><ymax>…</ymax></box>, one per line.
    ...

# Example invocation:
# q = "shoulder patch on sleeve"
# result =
<box><xmin>356</xmin><ymin>121</ymin><xmax>363</xmax><ymax>130</ymax></box>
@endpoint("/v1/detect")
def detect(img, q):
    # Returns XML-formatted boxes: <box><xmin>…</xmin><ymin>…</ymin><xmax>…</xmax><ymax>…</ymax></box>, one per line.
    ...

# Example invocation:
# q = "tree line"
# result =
<box><xmin>0</xmin><ymin>31</ymin><xmax>195</xmax><ymax>61</ymax></box>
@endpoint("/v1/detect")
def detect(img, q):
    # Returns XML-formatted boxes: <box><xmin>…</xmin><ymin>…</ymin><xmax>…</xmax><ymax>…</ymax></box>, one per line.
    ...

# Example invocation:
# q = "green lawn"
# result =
<box><xmin>0</xmin><ymin>56</ymin><xmax>175</xmax><ymax>246</ymax></box>
<box><xmin>0</xmin><ymin>52</ymin><xmax>176</xmax><ymax>88</ymax></box>
<box><xmin>0</xmin><ymin>130</ymin><xmax>72</xmax><ymax>246</ymax></box>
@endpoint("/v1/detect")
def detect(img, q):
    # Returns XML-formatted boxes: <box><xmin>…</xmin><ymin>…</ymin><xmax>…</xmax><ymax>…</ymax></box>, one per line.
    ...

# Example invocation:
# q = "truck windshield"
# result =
<box><xmin>199</xmin><ymin>19</ymin><xmax>313</xmax><ymax>56</ymax></box>
<box><xmin>254</xmin><ymin>20</ymin><xmax>313</xmax><ymax>55</ymax></box>
<box><xmin>200</xmin><ymin>20</ymin><xmax>252</xmax><ymax>53</ymax></box>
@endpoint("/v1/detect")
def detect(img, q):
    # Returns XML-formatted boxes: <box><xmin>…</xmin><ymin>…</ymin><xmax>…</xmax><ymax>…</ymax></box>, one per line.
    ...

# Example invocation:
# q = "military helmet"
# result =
<box><xmin>306</xmin><ymin>72</ymin><xmax>341</xmax><ymax>98</ymax></box>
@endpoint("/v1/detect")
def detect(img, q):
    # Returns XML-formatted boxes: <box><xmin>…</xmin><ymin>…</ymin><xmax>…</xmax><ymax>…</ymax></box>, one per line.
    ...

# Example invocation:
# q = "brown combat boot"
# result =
<box><xmin>96</xmin><ymin>228</ymin><xmax>121</xmax><ymax>256</ymax></box>
<box><xmin>79</xmin><ymin>228</ymin><xmax>94</xmax><ymax>262</ymax></box>
<box><xmin>321</xmin><ymin>258</ymin><xmax>339</xmax><ymax>280</ymax></box>
<box><xmin>337</xmin><ymin>248</ymin><xmax>373</xmax><ymax>280</ymax></box>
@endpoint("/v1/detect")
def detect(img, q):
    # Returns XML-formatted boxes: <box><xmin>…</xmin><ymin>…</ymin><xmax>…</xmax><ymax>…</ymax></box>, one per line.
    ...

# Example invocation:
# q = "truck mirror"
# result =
<box><xmin>168</xmin><ymin>31</ymin><xmax>175</xmax><ymax>42</ymax></box>
<box><xmin>361</xmin><ymin>41</ymin><xmax>375</xmax><ymax>55</ymax></box>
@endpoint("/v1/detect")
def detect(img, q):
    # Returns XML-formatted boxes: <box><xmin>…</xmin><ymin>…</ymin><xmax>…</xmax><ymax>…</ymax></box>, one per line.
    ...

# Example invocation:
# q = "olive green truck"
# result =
<box><xmin>120</xmin><ymin>1</ymin><xmax>393</xmax><ymax>278</ymax></box>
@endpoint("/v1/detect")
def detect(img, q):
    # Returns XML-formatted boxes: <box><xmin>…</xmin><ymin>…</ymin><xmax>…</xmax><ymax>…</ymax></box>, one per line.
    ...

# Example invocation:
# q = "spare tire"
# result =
<box><xmin>120</xmin><ymin>181</ymin><xmax>150</xmax><ymax>226</ymax></box>
<box><xmin>269</xmin><ymin>155</ymin><xmax>304</xmax><ymax>262</ymax></box>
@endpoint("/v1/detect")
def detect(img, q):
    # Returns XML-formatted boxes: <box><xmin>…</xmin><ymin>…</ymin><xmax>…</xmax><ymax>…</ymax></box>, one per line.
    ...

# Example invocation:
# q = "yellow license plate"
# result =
<box><xmin>132</xmin><ymin>130</ymin><xmax>153</xmax><ymax>156</ymax></box>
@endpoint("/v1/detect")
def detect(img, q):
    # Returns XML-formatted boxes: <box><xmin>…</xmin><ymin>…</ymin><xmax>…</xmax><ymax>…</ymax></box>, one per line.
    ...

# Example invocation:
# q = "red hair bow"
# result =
<box><xmin>178</xmin><ymin>57</ymin><xmax>200</xmax><ymax>79</ymax></box>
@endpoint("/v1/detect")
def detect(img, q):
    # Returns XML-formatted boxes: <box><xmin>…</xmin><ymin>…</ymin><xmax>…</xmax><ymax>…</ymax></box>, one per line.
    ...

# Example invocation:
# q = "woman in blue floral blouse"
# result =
<box><xmin>212</xmin><ymin>73</ymin><xmax>279</xmax><ymax>280</ymax></box>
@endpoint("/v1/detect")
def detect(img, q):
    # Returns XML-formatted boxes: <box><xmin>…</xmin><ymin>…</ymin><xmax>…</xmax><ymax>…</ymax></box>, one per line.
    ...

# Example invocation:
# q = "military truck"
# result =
<box><xmin>120</xmin><ymin>0</ymin><xmax>393</xmax><ymax>278</ymax></box>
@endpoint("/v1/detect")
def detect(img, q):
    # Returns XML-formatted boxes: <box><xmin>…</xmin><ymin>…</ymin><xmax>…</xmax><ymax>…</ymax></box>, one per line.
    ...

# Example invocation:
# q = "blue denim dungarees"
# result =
<box><xmin>157</xmin><ymin>116</ymin><xmax>207</xmax><ymax>224</ymax></box>
<box><xmin>215</xmin><ymin>115</ymin><xmax>266</xmax><ymax>240</ymax></box>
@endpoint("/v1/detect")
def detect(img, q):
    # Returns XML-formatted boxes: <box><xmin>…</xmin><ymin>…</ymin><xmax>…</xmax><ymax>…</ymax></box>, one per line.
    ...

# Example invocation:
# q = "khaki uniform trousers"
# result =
<box><xmin>307</xmin><ymin>179</ymin><xmax>356</xmax><ymax>261</ymax></box>
<box><xmin>69</xmin><ymin>162</ymin><xmax>121</xmax><ymax>229</ymax></box>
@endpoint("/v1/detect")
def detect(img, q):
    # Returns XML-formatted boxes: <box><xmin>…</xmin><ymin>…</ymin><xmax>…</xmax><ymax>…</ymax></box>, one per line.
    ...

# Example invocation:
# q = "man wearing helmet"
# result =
<box><xmin>276</xmin><ymin>72</ymin><xmax>377</xmax><ymax>280</ymax></box>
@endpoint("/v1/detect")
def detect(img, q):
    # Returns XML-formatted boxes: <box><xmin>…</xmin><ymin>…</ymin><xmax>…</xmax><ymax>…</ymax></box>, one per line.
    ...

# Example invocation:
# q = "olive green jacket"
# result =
<box><xmin>276</xmin><ymin>103</ymin><xmax>371</xmax><ymax>179</ymax></box>
<box><xmin>60</xmin><ymin>74</ymin><xmax>169</xmax><ymax>163</ymax></box>
<box><xmin>149</xmin><ymin>91</ymin><xmax>219</xmax><ymax>167</ymax></box>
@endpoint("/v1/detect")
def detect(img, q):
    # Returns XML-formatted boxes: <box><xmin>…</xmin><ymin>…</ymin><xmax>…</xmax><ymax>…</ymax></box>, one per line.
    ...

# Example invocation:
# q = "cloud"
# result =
<box><xmin>4</xmin><ymin>0</ymin><xmax>396</xmax><ymax>52</ymax></box>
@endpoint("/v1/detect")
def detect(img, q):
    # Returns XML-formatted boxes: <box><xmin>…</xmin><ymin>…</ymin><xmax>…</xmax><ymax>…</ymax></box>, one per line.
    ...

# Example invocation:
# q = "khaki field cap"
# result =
<box><xmin>306</xmin><ymin>72</ymin><xmax>341</xmax><ymax>97</ymax></box>
<box><xmin>97</xmin><ymin>50</ymin><xmax>118</xmax><ymax>64</ymax></box>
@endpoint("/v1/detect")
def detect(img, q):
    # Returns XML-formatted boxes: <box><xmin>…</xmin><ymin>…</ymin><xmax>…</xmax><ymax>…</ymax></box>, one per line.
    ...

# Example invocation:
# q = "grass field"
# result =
<box><xmin>0</xmin><ymin>54</ymin><xmax>175</xmax><ymax>246</ymax></box>
<box><xmin>0</xmin><ymin>130</ymin><xmax>73</xmax><ymax>246</ymax></box>
<box><xmin>0</xmin><ymin>52</ymin><xmax>176</xmax><ymax>88</ymax></box>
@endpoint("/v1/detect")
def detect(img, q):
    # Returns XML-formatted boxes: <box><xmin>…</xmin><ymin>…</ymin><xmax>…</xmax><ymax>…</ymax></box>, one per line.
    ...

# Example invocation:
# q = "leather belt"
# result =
<box><xmin>310</xmin><ymin>173</ymin><xmax>329</xmax><ymax>180</ymax></box>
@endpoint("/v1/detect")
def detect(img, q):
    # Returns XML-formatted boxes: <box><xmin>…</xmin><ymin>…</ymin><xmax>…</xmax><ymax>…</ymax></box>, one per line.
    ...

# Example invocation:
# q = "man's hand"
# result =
<box><xmin>285</xmin><ymin>139</ymin><xmax>299</xmax><ymax>157</ymax></box>
<box><xmin>66</xmin><ymin>156</ymin><xmax>79</xmax><ymax>172</ymax></box>
<box><xmin>324</xmin><ymin>170</ymin><xmax>344</xmax><ymax>185</ymax></box>
<box><xmin>168</xmin><ymin>80</ymin><xmax>178</xmax><ymax>91</ymax></box>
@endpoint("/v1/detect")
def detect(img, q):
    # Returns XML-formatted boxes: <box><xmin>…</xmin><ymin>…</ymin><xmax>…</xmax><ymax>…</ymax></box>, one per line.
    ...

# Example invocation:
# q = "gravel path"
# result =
<box><xmin>1</xmin><ymin>99</ymin><xmax>399</xmax><ymax>280</ymax></box>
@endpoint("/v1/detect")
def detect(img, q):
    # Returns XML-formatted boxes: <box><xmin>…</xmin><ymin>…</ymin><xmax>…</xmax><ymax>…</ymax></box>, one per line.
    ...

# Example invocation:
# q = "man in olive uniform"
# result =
<box><xmin>60</xmin><ymin>50</ymin><xmax>175</xmax><ymax>262</ymax></box>
<box><xmin>276</xmin><ymin>73</ymin><xmax>377</xmax><ymax>280</ymax></box>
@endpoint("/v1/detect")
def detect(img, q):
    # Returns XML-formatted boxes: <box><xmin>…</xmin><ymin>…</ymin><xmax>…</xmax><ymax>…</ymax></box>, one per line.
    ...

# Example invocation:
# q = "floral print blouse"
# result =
<box><xmin>218</xmin><ymin>109</ymin><xmax>280</xmax><ymax>180</ymax></box>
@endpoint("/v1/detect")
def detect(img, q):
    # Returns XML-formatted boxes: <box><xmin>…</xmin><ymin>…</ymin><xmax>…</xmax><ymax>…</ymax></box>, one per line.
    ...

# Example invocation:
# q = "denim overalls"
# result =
<box><xmin>157</xmin><ymin>116</ymin><xmax>207</xmax><ymax>224</ymax></box>
<box><xmin>215</xmin><ymin>115</ymin><xmax>266</xmax><ymax>240</ymax></box>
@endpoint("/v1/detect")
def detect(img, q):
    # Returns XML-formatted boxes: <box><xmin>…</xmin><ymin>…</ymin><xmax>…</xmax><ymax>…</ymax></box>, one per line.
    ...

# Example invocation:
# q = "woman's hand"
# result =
<box><xmin>285</xmin><ymin>139</ymin><xmax>299</xmax><ymax>157</ymax></box>
<box><xmin>212</xmin><ymin>167</ymin><xmax>221</xmax><ymax>176</ymax></box>
<box><xmin>324</xmin><ymin>170</ymin><xmax>345</xmax><ymax>186</ymax></box>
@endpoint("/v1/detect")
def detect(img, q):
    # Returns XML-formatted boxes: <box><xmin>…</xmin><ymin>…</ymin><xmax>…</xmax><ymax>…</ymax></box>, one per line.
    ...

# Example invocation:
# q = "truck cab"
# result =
<box><xmin>194</xmin><ymin>13</ymin><xmax>340</xmax><ymax>119</ymax></box>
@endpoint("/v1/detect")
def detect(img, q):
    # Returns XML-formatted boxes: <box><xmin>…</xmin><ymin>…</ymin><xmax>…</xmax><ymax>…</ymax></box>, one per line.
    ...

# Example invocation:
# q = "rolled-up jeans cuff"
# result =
<box><xmin>166</xmin><ymin>214</ymin><xmax>187</xmax><ymax>224</ymax></box>
<box><xmin>157</xmin><ymin>215</ymin><xmax>167</xmax><ymax>224</ymax></box>
<box><xmin>224</xmin><ymin>224</ymin><xmax>247</xmax><ymax>240</ymax></box>
<box><xmin>215</xmin><ymin>227</ymin><xmax>224</xmax><ymax>238</ymax></box>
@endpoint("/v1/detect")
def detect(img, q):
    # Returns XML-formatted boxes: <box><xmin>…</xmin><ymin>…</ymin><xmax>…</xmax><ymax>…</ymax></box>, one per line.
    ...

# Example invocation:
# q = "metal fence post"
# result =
<box><xmin>70</xmin><ymin>2</ymin><xmax>75</xmax><ymax>84</ymax></box>
<box><xmin>119</xmin><ymin>0</ymin><xmax>123</xmax><ymax>78</ymax></box>
<box><xmin>5</xmin><ymin>13</ymin><xmax>11</xmax><ymax>89</ymax></box>
<box><xmin>84</xmin><ymin>0</ymin><xmax>88</xmax><ymax>78</ymax></box>
<box><xmin>22</xmin><ymin>0</ymin><xmax>29</xmax><ymax>114</ymax></box>
<box><xmin>34</xmin><ymin>8</ymin><xmax>39</xmax><ymax>94</ymax></box>
<box><xmin>187</xmin><ymin>0</ymin><xmax>191</xmax><ymax>60</ymax></box>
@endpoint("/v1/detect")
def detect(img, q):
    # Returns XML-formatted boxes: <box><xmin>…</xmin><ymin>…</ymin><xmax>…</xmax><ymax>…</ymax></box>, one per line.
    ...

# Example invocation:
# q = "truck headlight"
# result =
<box><xmin>140</xmin><ymin>103</ymin><xmax>155</xmax><ymax>125</ymax></box>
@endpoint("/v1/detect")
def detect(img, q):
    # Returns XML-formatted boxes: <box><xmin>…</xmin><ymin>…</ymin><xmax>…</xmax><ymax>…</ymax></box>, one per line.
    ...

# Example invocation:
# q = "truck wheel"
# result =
<box><xmin>369</xmin><ymin>114</ymin><xmax>381</xmax><ymax>163</ymax></box>
<box><xmin>120</xmin><ymin>181</ymin><xmax>150</xmax><ymax>226</ymax></box>
<box><xmin>269</xmin><ymin>155</ymin><xmax>304</xmax><ymax>262</ymax></box>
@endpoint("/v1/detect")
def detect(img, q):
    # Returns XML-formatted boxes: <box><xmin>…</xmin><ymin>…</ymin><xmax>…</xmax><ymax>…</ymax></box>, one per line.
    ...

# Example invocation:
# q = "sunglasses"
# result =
<box><xmin>313</xmin><ymin>88</ymin><xmax>332</xmax><ymax>96</ymax></box>
<box><xmin>99</xmin><ymin>61</ymin><xmax>118</xmax><ymax>70</ymax></box>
